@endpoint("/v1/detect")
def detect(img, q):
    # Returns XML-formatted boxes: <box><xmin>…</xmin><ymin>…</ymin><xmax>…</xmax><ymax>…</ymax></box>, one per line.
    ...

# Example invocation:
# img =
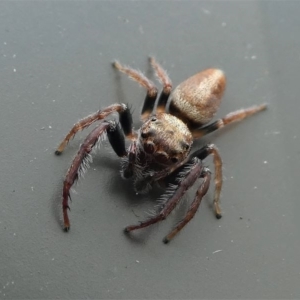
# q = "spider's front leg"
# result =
<box><xmin>61</xmin><ymin>120</ymin><xmax>128</xmax><ymax>232</ymax></box>
<box><xmin>55</xmin><ymin>103</ymin><xmax>134</xmax><ymax>155</ymax></box>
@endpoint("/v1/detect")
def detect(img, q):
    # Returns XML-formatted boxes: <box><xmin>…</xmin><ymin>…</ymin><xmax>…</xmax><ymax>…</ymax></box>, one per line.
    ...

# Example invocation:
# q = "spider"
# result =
<box><xmin>55</xmin><ymin>57</ymin><xmax>267</xmax><ymax>243</ymax></box>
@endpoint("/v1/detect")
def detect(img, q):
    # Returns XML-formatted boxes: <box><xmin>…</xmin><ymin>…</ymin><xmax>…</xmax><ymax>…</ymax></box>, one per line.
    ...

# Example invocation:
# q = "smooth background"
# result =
<box><xmin>0</xmin><ymin>1</ymin><xmax>299</xmax><ymax>299</ymax></box>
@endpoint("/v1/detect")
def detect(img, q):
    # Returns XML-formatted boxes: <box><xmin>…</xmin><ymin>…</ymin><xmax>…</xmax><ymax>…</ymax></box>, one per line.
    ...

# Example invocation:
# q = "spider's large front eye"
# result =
<box><xmin>171</xmin><ymin>157</ymin><xmax>178</xmax><ymax>163</ymax></box>
<box><xmin>144</xmin><ymin>141</ymin><xmax>155</xmax><ymax>154</ymax></box>
<box><xmin>151</xmin><ymin>117</ymin><xmax>157</xmax><ymax>122</ymax></box>
<box><xmin>155</xmin><ymin>151</ymin><xmax>169</xmax><ymax>165</ymax></box>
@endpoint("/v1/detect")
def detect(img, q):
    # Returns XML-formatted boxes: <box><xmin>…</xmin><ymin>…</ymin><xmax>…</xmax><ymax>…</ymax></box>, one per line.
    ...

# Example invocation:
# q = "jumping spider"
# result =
<box><xmin>55</xmin><ymin>57</ymin><xmax>267</xmax><ymax>243</ymax></box>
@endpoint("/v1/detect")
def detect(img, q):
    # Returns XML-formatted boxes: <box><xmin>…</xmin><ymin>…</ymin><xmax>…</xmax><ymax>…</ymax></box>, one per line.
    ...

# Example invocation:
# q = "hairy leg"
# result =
<box><xmin>124</xmin><ymin>158</ymin><xmax>203</xmax><ymax>233</ymax></box>
<box><xmin>191</xmin><ymin>144</ymin><xmax>223</xmax><ymax>218</ymax></box>
<box><xmin>62</xmin><ymin>121</ymin><xmax>126</xmax><ymax>231</ymax></box>
<box><xmin>163</xmin><ymin>169</ymin><xmax>211</xmax><ymax>243</ymax></box>
<box><xmin>149</xmin><ymin>57</ymin><xmax>172</xmax><ymax>113</ymax></box>
<box><xmin>192</xmin><ymin>104</ymin><xmax>267</xmax><ymax>139</ymax></box>
<box><xmin>121</xmin><ymin>141</ymin><xmax>138</xmax><ymax>179</ymax></box>
<box><xmin>55</xmin><ymin>103</ymin><xmax>133</xmax><ymax>154</ymax></box>
<box><xmin>113</xmin><ymin>61</ymin><xmax>158</xmax><ymax>121</ymax></box>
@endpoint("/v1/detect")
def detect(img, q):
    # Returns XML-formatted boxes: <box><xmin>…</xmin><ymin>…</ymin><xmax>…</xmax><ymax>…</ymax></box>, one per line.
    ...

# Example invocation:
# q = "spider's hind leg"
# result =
<box><xmin>191</xmin><ymin>144</ymin><xmax>223</xmax><ymax>218</ymax></box>
<box><xmin>192</xmin><ymin>104</ymin><xmax>267</xmax><ymax>139</ymax></box>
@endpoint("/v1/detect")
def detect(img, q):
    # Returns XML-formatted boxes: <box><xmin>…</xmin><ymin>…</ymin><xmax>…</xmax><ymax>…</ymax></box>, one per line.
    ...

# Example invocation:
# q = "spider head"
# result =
<box><xmin>139</xmin><ymin>113</ymin><xmax>193</xmax><ymax>166</ymax></box>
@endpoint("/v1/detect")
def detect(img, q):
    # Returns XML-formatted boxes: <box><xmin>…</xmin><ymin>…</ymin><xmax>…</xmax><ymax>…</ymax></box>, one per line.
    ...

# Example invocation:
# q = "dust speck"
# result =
<box><xmin>202</xmin><ymin>8</ymin><xmax>211</xmax><ymax>15</ymax></box>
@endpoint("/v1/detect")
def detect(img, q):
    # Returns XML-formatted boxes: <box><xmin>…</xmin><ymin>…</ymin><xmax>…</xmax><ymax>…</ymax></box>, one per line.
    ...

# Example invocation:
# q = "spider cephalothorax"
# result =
<box><xmin>55</xmin><ymin>57</ymin><xmax>267</xmax><ymax>243</ymax></box>
<box><xmin>139</xmin><ymin>113</ymin><xmax>193</xmax><ymax>166</ymax></box>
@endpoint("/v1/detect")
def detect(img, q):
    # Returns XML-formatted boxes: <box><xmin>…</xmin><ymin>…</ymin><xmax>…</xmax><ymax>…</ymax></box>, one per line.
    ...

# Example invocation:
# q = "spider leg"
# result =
<box><xmin>163</xmin><ymin>168</ymin><xmax>211</xmax><ymax>243</ymax></box>
<box><xmin>112</xmin><ymin>61</ymin><xmax>158</xmax><ymax>121</ymax></box>
<box><xmin>122</xmin><ymin>140</ymin><xmax>138</xmax><ymax>179</ymax></box>
<box><xmin>55</xmin><ymin>103</ymin><xmax>134</xmax><ymax>155</ymax></box>
<box><xmin>192</xmin><ymin>103</ymin><xmax>267</xmax><ymax>139</ymax></box>
<box><xmin>149</xmin><ymin>57</ymin><xmax>172</xmax><ymax>114</ymax></box>
<box><xmin>138</xmin><ymin>158</ymin><xmax>189</xmax><ymax>190</ymax></box>
<box><xmin>124</xmin><ymin>158</ymin><xmax>203</xmax><ymax>233</ymax></box>
<box><xmin>62</xmin><ymin>120</ymin><xmax>127</xmax><ymax>231</ymax></box>
<box><xmin>191</xmin><ymin>144</ymin><xmax>223</xmax><ymax>218</ymax></box>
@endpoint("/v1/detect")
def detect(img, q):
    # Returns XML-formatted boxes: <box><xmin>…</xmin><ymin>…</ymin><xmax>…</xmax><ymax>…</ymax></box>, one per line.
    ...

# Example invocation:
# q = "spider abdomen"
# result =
<box><xmin>169</xmin><ymin>68</ymin><xmax>226</xmax><ymax>128</ymax></box>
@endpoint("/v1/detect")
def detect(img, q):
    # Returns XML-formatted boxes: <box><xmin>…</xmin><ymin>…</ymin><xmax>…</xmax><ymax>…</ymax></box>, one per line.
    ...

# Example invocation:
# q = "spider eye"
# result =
<box><xmin>141</xmin><ymin>132</ymin><xmax>147</xmax><ymax>138</ymax></box>
<box><xmin>144</xmin><ymin>142</ymin><xmax>155</xmax><ymax>154</ymax></box>
<box><xmin>181</xmin><ymin>141</ymin><xmax>190</xmax><ymax>151</ymax></box>
<box><xmin>171</xmin><ymin>157</ymin><xmax>178</xmax><ymax>163</ymax></box>
<box><xmin>151</xmin><ymin>117</ymin><xmax>157</xmax><ymax>122</ymax></box>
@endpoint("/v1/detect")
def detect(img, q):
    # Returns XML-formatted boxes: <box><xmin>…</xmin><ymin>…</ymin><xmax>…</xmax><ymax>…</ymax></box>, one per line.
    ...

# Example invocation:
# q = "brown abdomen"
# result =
<box><xmin>169</xmin><ymin>69</ymin><xmax>226</xmax><ymax>128</ymax></box>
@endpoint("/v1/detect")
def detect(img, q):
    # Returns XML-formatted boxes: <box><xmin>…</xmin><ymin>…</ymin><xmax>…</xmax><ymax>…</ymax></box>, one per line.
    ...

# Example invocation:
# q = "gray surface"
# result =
<box><xmin>0</xmin><ymin>1</ymin><xmax>299</xmax><ymax>299</ymax></box>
